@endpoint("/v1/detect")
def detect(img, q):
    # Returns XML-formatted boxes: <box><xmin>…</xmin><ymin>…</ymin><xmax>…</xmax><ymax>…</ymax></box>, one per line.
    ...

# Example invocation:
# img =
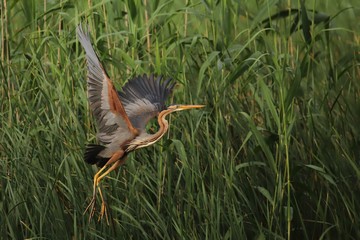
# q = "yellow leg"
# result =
<box><xmin>83</xmin><ymin>164</ymin><xmax>107</xmax><ymax>218</ymax></box>
<box><xmin>84</xmin><ymin>150</ymin><xmax>125</xmax><ymax>223</ymax></box>
<box><xmin>96</xmin><ymin>158</ymin><xmax>124</xmax><ymax>186</ymax></box>
<box><xmin>95</xmin><ymin>159</ymin><xmax>125</xmax><ymax>223</ymax></box>
<box><xmin>93</xmin><ymin>165</ymin><xmax>107</xmax><ymax>196</ymax></box>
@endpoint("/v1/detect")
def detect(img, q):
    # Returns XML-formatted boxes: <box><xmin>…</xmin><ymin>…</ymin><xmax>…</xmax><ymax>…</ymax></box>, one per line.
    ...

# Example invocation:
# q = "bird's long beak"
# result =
<box><xmin>167</xmin><ymin>104</ymin><xmax>205</xmax><ymax>112</ymax></box>
<box><xmin>176</xmin><ymin>104</ymin><xmax>205</xmax><ymax>110</ymax></box>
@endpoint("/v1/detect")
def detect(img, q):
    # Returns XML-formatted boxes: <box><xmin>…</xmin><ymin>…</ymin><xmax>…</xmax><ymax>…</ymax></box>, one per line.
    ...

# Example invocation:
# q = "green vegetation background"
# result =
<box><xmin>1</xmin><ymin>0</ymin><xmax>359</xmax><ymax>239</ymax></box>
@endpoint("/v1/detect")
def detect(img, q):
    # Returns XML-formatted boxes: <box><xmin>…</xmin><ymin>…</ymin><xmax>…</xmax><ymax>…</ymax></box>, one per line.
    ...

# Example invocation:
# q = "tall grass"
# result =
<box><xmin>1</xmin><ymin>0</ymin><xmax>359</xmax><ymax>239</ymax></box>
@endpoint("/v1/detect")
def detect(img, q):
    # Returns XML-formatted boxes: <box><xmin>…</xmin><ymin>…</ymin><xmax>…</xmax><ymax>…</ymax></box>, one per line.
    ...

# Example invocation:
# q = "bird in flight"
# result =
<box><xmin>77</xmin><ymin>25</ymin><xmax>204</xmax><ymax>223</ymax></box>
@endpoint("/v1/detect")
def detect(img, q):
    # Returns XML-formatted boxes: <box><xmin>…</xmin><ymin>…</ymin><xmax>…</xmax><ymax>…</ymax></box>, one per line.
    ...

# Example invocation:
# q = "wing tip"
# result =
<box><xmin>121</xmin><ymin>73</ymin><xmax>176</xmax><ymax>99</ymax></box>
<box><xmin>76</xmin><ymin>23</ymin><xmax>90</xmax><ymax>42</ymax></box>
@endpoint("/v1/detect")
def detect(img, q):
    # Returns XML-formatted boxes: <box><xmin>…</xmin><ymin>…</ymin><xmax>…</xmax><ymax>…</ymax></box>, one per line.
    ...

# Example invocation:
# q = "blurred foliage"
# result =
<box><xmin>1</xmin><ymin>0</ymin><xmax>359</xmax><ymax>239</ymax></box>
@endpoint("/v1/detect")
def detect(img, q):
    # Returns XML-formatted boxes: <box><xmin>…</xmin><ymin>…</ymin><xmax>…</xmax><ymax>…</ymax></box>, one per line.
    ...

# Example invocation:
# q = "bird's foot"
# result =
<box><xmin>84</xmin><ymin>192</ymin><xmax>110</xmax><ymax>225</ymax></box>
<box><xmin>98</xmin><ymin>200</ymin><xmax>109</xmax><ymax>225</ymax></box>
<box><xmin>84</xmin><ymin>196</ymin><xmax>97</xmax><ymax>222</ymax></box>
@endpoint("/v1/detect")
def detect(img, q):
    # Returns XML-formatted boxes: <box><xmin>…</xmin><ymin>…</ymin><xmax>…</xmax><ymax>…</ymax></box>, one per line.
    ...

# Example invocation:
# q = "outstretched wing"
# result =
<box><xmin>77</xmin><ymin>25</ymin><xmax>138</xmax><ymax>145</ymax></box>
<box><xmin>118</xmin><ymin>75</ymin><xmax>175</xmax><ymax>131</ymax></box>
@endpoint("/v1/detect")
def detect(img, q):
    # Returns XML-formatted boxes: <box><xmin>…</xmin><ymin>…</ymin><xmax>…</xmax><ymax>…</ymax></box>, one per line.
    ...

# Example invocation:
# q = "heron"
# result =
<box><xmin>76</xmin><ymin>25</ymin><xmax>204</xmax><ymax>223</ymax></box>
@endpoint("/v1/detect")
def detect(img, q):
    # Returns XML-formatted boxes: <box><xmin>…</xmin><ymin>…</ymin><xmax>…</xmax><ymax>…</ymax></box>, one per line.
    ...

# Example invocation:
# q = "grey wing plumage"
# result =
<box><xmin>77</xmin><ymin>25</ymin><xmax>138</xmax><ymax>146</ymax></box>
<box><xmin>118</xmin><ymin>75</ymin><xmax>175</xmax><ymax>131</ymax></box>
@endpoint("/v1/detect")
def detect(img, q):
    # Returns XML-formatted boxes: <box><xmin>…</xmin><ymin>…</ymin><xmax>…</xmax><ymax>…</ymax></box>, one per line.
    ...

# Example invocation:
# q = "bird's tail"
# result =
<box><xmin>84</xmin><ymin>144</ymin><xmax>107</xmax><ymax>166</ymax></box>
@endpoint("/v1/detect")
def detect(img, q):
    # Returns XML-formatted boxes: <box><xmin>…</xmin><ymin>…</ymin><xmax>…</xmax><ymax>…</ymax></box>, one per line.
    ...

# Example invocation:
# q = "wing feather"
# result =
<box><xmin>118</xmin><ymin>75</ymin><xmax>175</xmax><ymax>131</ymax></box>
<box><xmin>77</xmin><ymin>25</ymin><xmax>138</xmax><ymax>146</ymax></box>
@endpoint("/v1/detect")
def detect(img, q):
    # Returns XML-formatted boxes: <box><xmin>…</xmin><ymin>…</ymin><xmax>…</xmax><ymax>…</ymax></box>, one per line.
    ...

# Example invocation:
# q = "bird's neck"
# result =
<box><xmin>154</xmin><ymin>109</ymin><xmax>169</xmax><ymax>141</ymax></box>
<box><xmin>126</xmin><ymin>109</ymin><xmax>171</xmax><ymax>152</ymax></box>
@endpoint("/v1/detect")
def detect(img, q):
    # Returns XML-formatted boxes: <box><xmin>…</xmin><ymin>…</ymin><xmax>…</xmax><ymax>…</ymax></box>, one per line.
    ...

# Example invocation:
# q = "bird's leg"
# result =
<box><xmin>84</xmin><ymin>150</ymin><xmax>125</xmax><ymax>223</ymax></box>
<box><xmin>84</xmin><ymin>164</ymin><xmax>108</xmax><ymax>219</ymax></box>
<box><xmin>95</xmin><ymin>158</ymin><xmax>125</xmax><ymax>223</ymax></box>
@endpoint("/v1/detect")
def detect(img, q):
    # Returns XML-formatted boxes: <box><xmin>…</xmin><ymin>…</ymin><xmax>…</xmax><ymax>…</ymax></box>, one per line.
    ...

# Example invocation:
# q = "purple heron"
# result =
<box><xmin>77</xmin><ymin>25</ymin><xmax>204</xmax><ymax>222</ymax></box>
